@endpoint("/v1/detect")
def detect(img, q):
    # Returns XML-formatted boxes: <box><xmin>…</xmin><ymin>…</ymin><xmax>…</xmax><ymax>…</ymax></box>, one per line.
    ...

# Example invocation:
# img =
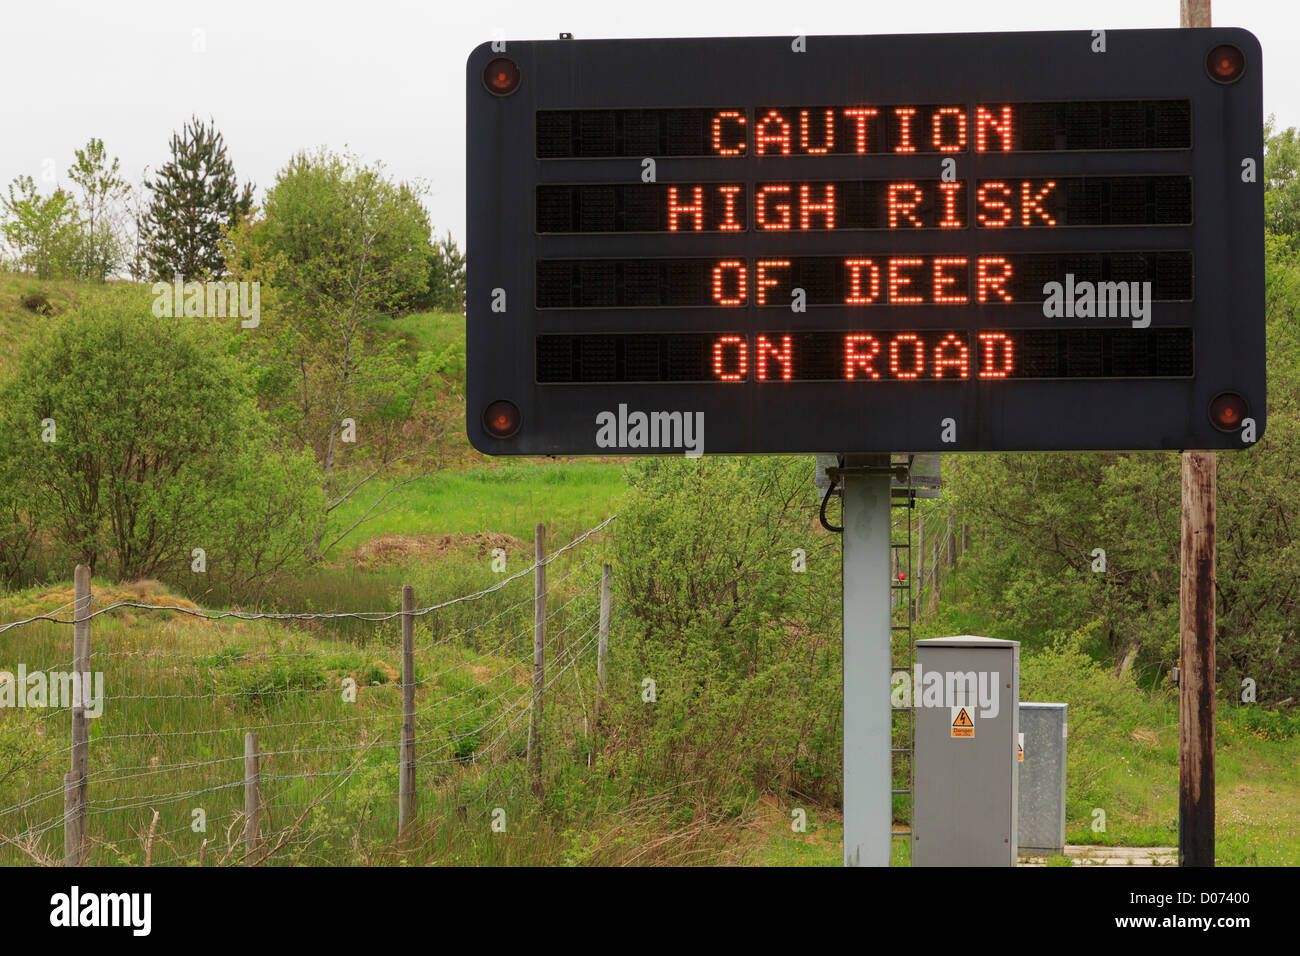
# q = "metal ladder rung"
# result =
<box><xmin>890</xmin><ymin>464</ymin><xmax>917</xmax><ymax>862</ymax></box>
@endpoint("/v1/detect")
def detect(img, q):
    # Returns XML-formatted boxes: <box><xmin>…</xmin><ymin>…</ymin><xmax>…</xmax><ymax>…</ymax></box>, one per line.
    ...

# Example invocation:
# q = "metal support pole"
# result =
<box><xmin>837</xmin><ymin>454</ymin><xmax>893</xmax><ymax>867</ymax></box>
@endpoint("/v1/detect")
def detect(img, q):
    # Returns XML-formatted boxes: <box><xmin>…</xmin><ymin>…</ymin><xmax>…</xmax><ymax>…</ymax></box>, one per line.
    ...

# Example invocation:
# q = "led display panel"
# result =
<box><xmin>467</xmin><ymin>31</ymin><xmax>1265</xmax><ymax>454</ymax></box>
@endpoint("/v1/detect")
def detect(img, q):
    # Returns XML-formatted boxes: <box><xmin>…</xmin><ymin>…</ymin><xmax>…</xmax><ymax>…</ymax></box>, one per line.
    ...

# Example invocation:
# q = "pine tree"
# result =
<box><xmin>138</xmin><ymin>116</ymin><xmax>254</xmax><ymax>280</ymax></box>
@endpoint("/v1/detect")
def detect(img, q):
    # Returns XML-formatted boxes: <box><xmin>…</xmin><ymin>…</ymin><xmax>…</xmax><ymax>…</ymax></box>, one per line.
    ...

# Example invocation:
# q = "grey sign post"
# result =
<box><xmin>912</xmin><ymin>636</ymin><xmax>1020</xmax><ymax>866</ymax></box>
<box><xmin>835</xmin><ymin>454</ymin><xmax>894</xmax><ymax>867</ymax></box>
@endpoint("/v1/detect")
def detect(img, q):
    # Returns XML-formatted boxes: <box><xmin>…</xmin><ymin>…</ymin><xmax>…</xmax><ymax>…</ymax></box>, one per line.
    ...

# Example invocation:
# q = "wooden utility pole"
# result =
<box><xmin>1178</xmin><ymin>0</ymin><xmax>1216</xmax><ymax>869</ymax></box>
<box><xmin>64</xmin><ymin>564</ymin><xmax>90</xmax><ymax>866</ymax></box>
<box><xmin>527</xmin><ymin>524</ymin><xmax>546</xmax><ymax>789</ymax></box>
<box><xmin>1179</xmin><ymin>452</ymin><xmax>1216</xmax><ymax>866</ymax></box>
<box><xmin>1181</xmin><ymin>0</ymin><xmax>1211</xmax><ymax>31</ymax></box>
<box><xmin>398</xmin><ymin>584</ymin><xmax>416</xmax><ymax>835</ymax></box>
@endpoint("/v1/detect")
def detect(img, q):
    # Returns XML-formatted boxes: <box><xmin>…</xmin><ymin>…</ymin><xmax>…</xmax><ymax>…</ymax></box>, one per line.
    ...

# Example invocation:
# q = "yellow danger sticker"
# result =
<box><xmin>1018</xmin><ymin>732</ymin><xmax>1024</xmax><ymax>761</ymax></box>
<box><xmin>951</xmin><ymin>706</ymin><xmax>975</xmax><ymax>738</ymax></box>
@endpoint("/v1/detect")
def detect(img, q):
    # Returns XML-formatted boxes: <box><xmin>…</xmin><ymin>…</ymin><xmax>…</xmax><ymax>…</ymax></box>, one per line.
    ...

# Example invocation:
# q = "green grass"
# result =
<box><xmin>328</xmin><ymin>459</ymin><xmax>628</xmax><ymax>547</ymax></box>
<box><xmin>0</xmin><ymin>272</ymin><xmax>119</xmax><ymax>373</ymax></box>
<box><xmin>4</xmin><ymin>281</ymin><xmax>1297</xmax><ymax>867</ymax></box>
<box><xmin>386</xmin><ymin>310</ymin><xmax>465</xmax><ymax>355</ymax></box>
<box><xmin>0</xmin><ymin>567</ymin><xmax>603</xmax><ymax>866</ymax></box>
<box><xmin>751</xmin><ymin>816</ymin><xmax>912</xmax><ymax>866</ymax></box>
<box><xmin>1064</xmin><ymin>705</ymin><xmax>1300</xmax><ymax>865</ymax></box>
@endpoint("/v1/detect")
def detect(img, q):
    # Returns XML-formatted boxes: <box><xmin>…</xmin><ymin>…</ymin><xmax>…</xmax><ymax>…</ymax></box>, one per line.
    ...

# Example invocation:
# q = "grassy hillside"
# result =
<box><xmin>2</xmin><ymin>274</ymin><xmax>1296</xmax><ymax>867</ymax></box>
<box><xmin>0</xmin><ymin>273</ymin><xmax>629</xmax><ymax>566</ymax></box>
<box><xmin>0</xmin><ymin>272</ymin><xmax>107</xmax><ymax>373</ymax></box>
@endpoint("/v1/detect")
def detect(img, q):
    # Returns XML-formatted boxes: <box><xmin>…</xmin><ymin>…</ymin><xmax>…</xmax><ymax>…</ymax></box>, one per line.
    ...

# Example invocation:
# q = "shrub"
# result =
<box><xmin>19</xmin><ymin>290</ymin><xmax>52</xmax><ymax>315</ymax></box>
<box><xmin>1020</xmin><ymin>626</ymin><xmax>1164</xmax><ymax>811</ymax></box>
<box><xmin>0</xmin><ymin>290</ymin><xmax>322</xmax><ymax>595</ymax></box>
<box><xmin>604</xmin><ymin>457</ymin><xmax>842</xmax><ymax>804</ymax></box>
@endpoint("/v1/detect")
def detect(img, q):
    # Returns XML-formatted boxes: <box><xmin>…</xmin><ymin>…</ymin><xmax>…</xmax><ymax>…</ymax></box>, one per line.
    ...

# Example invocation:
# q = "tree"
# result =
<box><xmin>407</xmin><ymin>231</ymin><xmax>466</xmax><ymax>313</ymax></box>
<box><xmin>0</xmin><ymin>439</ymin><xmax>39</xmax><ymax>587</ymax></box>
<box><xmin>1265</xmin><ymin>116</ymin><xmax>1300</xmax><ymax>241</ymax></box>
<box><xmin>65</xmin><ymin>138</ymin><xmax>131</xmax><ymax>280</ymax></box>
<box><xmin>0</xmin><ymin>290</ymin><xmax>322</xmax><ymax>589</ymax></box>
<box><xmin>223</xmin><ymin>149</ymin><xmax>446</xmax><ymax>558</ymax></box>
<box><xmin>138</xmin><ymin>116</ymin><xmax>254</xmax><ymax>280</ymax></box>
<box><xmin>0</xmin><ymin>175</ymin><xmax>79</xmax><ymax>278</ymax></box>
<box><xmin>941</xmin><ymin>238</ymin><xmax>1300</xmax><ymax>703</ymax></box>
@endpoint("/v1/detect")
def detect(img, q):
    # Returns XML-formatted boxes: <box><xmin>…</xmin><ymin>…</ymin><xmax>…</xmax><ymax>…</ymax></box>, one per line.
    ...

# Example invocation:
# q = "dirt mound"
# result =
<box><xmin>350</xmin><ymin>532</ymin><xmax>525</xmax><ymax>569</ymax></box>
<box><xmin>99</xmin><ymin>579</ymin><xmax>201</xmax><ymax>611</ymax></box>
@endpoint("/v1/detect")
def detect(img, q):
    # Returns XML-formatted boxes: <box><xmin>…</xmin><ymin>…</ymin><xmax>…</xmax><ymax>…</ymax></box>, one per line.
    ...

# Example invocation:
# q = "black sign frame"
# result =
<box><xmin>466</xmin><ymin>30</ymin><xmax>1264</xmax><ymax>455</ymax></box>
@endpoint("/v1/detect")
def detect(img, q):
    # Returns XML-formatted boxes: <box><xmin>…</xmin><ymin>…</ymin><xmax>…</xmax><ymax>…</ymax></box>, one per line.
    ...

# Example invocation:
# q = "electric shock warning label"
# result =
<box><xmin>951</xmin><ymin>706</ymin><xmax>975</xmax><ymax>738</ymax></box>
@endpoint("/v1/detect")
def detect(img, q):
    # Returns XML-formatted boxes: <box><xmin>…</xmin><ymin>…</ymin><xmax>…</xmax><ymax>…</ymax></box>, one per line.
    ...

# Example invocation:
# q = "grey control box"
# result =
<box><xmin>912</xmin><ymin>636</ymin><xmax>1020</xmax><ymax>866</ymax></box>
<box><xmin>1018</xmin><ymin>703</ymin><xmax>1069</xmax><ymax>855</ymax></box>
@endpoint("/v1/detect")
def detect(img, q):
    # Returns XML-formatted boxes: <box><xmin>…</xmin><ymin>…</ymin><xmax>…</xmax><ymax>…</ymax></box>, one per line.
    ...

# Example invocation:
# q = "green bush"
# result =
<box><xmin>1020</xmin><ymin>626</ymin><xmax>1166</xmax><ymax>813</ymax></box>
<box><xmin>1226</xmin><ymin>704</ymin><xmax>1300</xmax><ymax>742</ymax></box>
<box><xmin>224</xmin><ymin>658</ymin><xmax>330</xmax><ymax>707</ymax></box>
<box><xmin>0</xmin><ymin>290</ymin><xmax>322</xmax><ymax>595</ymax></box>
<box><xmin>19</xmin><ymin>290</ymin><xmax>53</xmax><ymax>315</ymax></box>
<box><xmin>604</xmin><ymin>456</ymin><xmax>842</xmax><ymax>804</ymax></box>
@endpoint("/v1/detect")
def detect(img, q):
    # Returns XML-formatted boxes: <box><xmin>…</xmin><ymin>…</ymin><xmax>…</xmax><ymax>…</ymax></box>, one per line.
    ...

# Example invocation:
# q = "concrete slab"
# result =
<box><xmin>1019</xmin><ymin>845</ymin><xmax>1179</xmax><ymax>867</ymax></box>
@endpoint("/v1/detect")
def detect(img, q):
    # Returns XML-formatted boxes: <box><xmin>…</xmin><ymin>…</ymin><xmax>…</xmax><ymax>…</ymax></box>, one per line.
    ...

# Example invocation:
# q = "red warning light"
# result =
<box><xmin>483</xmin><ymin>400</ymin><xmax>522</xmax><ymax>438</ymax></box>
<box><xmin>484</xmin><ymin>58</ymin><xmax>521</xmax><ymax>96</ymax></box>
<box><xmin>1206</xmin><ymin>44</ymin><xmax>1245</xmax><ymax>84</ymax></box>
<box><xmin>1209</xmin><ymin>392</ymin><xmax>1248</xmax><ymax>431</ymax></box>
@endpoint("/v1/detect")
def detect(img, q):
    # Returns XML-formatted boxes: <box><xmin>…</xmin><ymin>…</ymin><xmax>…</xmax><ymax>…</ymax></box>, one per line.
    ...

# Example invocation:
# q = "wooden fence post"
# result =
<box><xmin>62</xmin><ymin>773</ymin><xmax>80</xmax><ymax>867</ymax></box>
<box><xmin>64</xmin><ymin>564</ymin><xmax>90</xmax><ymax>866</ymax></box>
<box><xmin>399</xmin><ymin>584</ymin><xmax>416</xmax><ymax>836</ymax></box>
<box><xmin>595</xmin><ymin>563</ymin><xmax>611</xmax><ymax>727</ymax></box>
<box><xmin>244</xmin><ymin>732</ymin><xmax>259</xmax><ymax>860</ymax></box>
<box><xmin>527</xmin><ymin>524</ymin><xmax>546</xmax><ymax>789</ymax></box>
<box><xmin>946</xmin><ymin>510</ymin><xmax>956</xmax><ymax>570</ymax></box>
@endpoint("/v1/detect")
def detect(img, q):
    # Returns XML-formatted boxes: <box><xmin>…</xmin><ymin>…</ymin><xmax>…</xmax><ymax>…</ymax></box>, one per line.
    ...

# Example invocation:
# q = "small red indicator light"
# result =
<box><xmin>483</xmin><ymin>400</ymin><xmax>521</xmax><ymax>438</ymax></box>
<box><xmin>1206</xmin><ymin>44</ymin><xmax>1245</xmax><ymax>84</ymax></box>
<box><xmin>484</xmin><ymin>58</ymin><xmax>521</xmax><ymax>96</ymax></box>
<box><xmin>1209</xmin><ymin>392</ymin><xmax>1248</xmax><ymax>431</ymax></box>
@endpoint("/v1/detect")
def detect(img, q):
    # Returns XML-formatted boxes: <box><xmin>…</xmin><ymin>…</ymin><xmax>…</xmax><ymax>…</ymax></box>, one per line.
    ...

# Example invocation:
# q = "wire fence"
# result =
<box><xmin>0</xmin><ymin>517</ymin><xmax>616</xmax><ymax>867</ymax></box>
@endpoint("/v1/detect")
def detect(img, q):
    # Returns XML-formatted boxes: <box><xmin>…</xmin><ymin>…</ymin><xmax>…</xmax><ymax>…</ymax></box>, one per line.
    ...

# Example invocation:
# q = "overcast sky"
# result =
<box><xmin>2</xmin><ymin>0</ymin><xmax>1294</xmax><ymax>247</ymax></box>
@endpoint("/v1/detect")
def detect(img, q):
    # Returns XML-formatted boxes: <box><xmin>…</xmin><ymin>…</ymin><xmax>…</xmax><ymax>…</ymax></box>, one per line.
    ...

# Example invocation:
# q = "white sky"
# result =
<box><xmin>1</xmin><ymin>0</ymin><xmax>1294</xmax><ymax>248</ymax></box>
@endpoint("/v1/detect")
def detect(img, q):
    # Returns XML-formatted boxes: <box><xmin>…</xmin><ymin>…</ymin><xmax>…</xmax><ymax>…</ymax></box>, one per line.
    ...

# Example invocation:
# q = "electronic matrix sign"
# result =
<box><xmin>466</xmin><ymin>30</ymin><xmax>1265</xmax><ymax>455</ymax></box>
